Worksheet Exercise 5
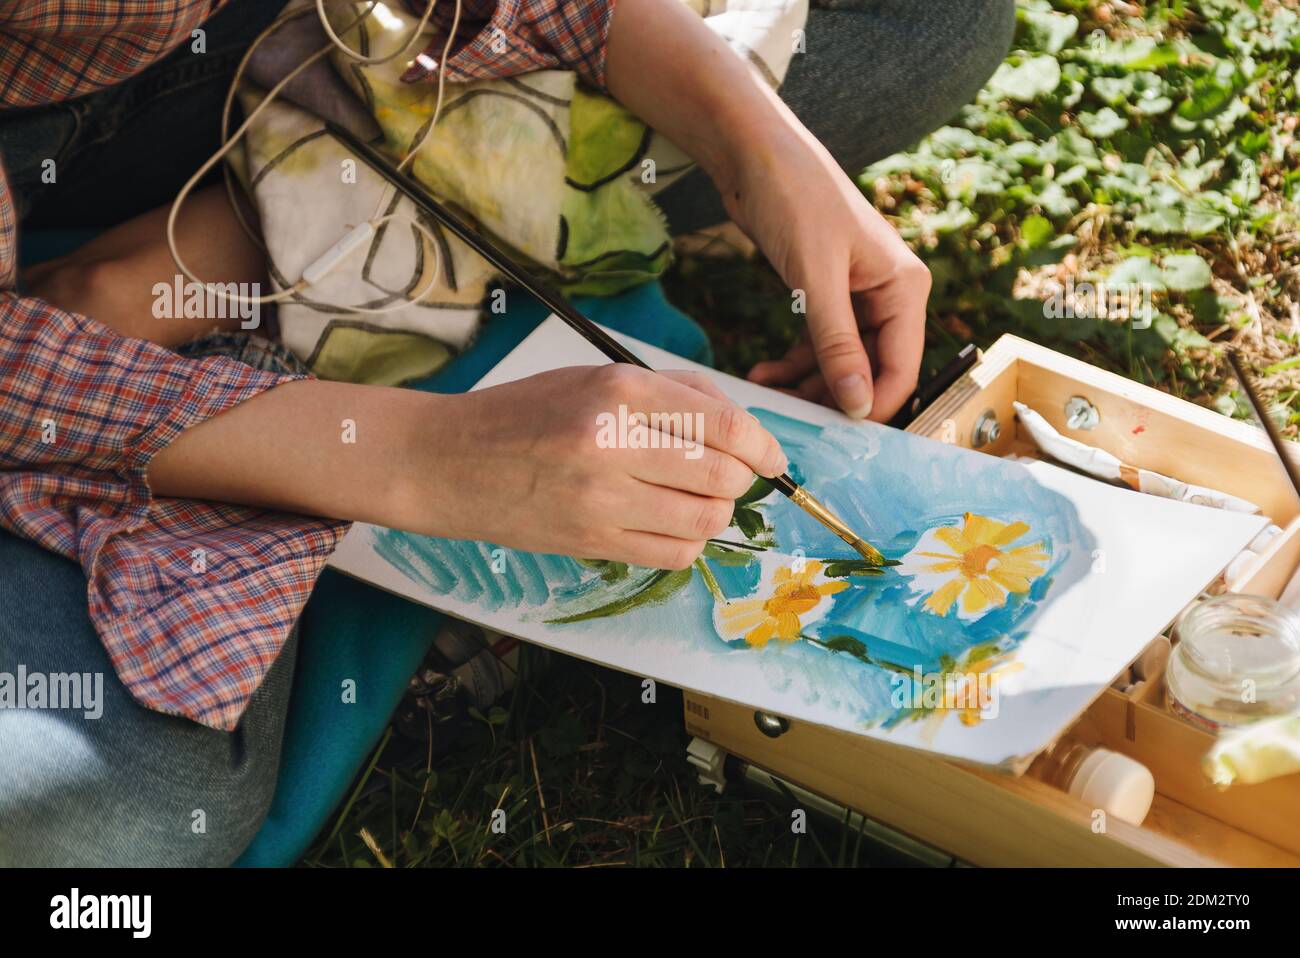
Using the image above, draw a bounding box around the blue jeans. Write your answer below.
[0,0,1015,865]
[0,531,301,866]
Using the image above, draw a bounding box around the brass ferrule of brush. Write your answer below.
[789,486,886,566]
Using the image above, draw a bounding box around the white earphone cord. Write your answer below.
[167,0,461,313]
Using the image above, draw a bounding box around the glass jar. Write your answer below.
[1166,594,1300,732]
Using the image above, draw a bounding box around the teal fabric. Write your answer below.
[235,279,711,866]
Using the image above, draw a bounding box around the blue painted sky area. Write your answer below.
[744,409,1079,664]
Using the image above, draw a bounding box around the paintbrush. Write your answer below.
[324,121,890,565]
[1226,349,1300,501]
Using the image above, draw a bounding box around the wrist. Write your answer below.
[699,88,793,197]
[710,92,831,215]
[604,0,807,200]
[387,389,469,539]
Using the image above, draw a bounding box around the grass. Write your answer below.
[305,650,880,867]
[312,0,1300,867]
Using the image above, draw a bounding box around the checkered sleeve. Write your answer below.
[0,294,350,731]
[401,0,618,89]
[0,159,14,291]
[0,0,227,106]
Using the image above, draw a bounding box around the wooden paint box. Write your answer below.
[683,335,1300,867]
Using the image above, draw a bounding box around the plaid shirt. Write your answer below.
[0,0,617,731]
[402,0,616,86]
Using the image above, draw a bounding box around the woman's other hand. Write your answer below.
[725,134,930,422]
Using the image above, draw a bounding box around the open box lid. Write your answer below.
[329,319,1269,773]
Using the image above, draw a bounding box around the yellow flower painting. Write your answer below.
[898,513,1050,619]
[716,560,848,648]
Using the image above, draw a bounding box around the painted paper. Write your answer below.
[330,317,1268,768]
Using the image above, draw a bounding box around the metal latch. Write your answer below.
[754,711,791,738]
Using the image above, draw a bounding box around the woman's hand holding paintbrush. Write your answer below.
[433,365,789,570]
[149,363,791,572]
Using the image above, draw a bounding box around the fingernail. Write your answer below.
[834,373,873,419]
[771,444,789,477]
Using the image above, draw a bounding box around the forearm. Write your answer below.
[148,377,458,536]
[0,289,462,544]
[604,0,813,195]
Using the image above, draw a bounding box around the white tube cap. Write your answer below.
[1068,748,1156,827]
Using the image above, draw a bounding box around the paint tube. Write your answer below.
[1035,738,1155,826]
[1012,402,1262,514]
[1004,448,1280,595]
[1214,524,1284,589]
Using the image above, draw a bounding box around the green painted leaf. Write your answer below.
[736,476,774,506]
[823,558,897,577]
[701,542,759,565]
[545,567,693,623]
[822,635,871,661]
[732,506,767,540]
